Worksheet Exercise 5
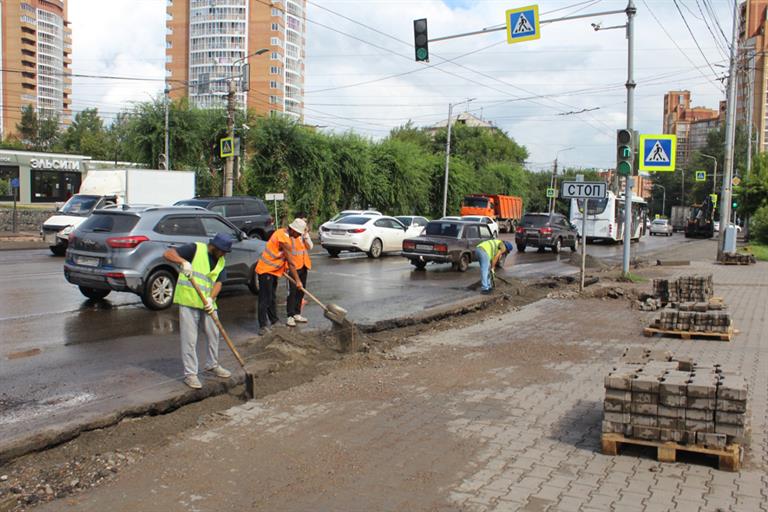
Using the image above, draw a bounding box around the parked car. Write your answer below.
[320,215,408,258]
[64,206,265,310]
[174,196,274,241]
[515,213,579,253]
[395,216,429,237]
[320,210,382,232]
[402,219,494,272]
[649,218,673,237]
[461,215,499,238]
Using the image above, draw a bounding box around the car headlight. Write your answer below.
[59,225,74,236]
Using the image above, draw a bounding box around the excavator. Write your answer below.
[684,195,715,238]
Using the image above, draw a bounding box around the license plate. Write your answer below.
[416,244,432,251]
[44,233,56,244]
[331,230,345,236]
[75,256,99,267]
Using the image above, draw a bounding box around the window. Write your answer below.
[463,225,480,239]
[80,214,140,234]
[269,66,282,75]
[31,170,81,203]
[270,51,281,60]
[478,225,492,239]
[0,166,20,201]
[271,23,280,31]
[201,216,238,237]
[154,216,204,236]
[269,80,279,89]
[270,37,282,46]
[271,7,282,16]
[425,222,460,238]
[243,200,267,215]
[269,95,280,104]
[211,202,243,217]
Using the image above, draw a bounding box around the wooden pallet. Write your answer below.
[601,433,742,472]
[718,260,754,266]
[643,325,733,341]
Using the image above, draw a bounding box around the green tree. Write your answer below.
[62,108,109,158]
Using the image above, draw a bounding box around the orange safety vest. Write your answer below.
[289,235,312,270]
[255,228,290,276]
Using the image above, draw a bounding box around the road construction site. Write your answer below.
[1,235,766,511]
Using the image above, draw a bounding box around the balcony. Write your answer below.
[21,37,37,48]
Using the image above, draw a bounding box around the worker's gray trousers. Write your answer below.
[179,305,220,376]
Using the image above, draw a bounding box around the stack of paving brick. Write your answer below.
[602,349,749,449]
[670,274,714,303]
[721,252,757,265]
[650,310,732,334]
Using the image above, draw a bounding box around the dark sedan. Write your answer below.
[401,220,493,271]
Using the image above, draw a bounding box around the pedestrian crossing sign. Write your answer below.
[695,170,706,182]
[220,137,234,158]
[639,134,676,172]
[506,5,540,45]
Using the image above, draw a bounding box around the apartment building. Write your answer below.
[165,0,305,119]
[662,90,724,167]
[0,0,72,138]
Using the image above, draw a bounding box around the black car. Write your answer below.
[402,220,494,272]
[515,213,579,253]
[175,196,274,240]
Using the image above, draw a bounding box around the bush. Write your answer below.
[750,206,768,243]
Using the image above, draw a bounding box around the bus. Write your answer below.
[569,191,648,242]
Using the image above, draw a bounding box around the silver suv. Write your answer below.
[63,206,265,310]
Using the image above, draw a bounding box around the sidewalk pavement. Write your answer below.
[41,260,767,512]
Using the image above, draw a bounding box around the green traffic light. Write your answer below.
[617,161,632,176]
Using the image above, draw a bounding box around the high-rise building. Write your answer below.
[737,0,768,152]
[662,90,724,166]
[165,0,305,119]
[0,0,72,138]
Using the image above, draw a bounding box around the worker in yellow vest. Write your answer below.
[255,218,304,334]
[475,239,513,294]
[286,217,313,327]
[163,233,233,389]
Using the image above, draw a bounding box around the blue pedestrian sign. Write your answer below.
[638,134,677,172]
[10,178,19,189]
[506,5,540,45]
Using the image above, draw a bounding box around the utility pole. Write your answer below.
[225,78,236,197]
[718,0,739,260]
[163,87,170,171]
[621,0,636,276]
[745,47,755,240]
[549,157,558,214]
[442,97,474,217]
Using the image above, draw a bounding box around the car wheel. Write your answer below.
[50,245,66,256]
[78,286,110,300]
[367,238,383,259]
[411,259,427,270]
[571,237,579,252]
[248,265,259,295]
[142,269,176,310]
[248,229,265,240]
[517,244,526,252]
[326,248,341,258]
[552,238,561,254]
[456,253,470,272]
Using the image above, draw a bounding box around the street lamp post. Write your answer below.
[549,146,574,214]
[442,98,475,217]
[699,153,718,194]
[224,48,269,197]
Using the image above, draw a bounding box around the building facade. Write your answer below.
[0,0,72,138]
[165,0,305,119]
[662,90,724,167]
[737,0,768,152]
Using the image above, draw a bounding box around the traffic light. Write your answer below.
[413,18,429,62]
[732,197,739,210]
[616,129,634,177]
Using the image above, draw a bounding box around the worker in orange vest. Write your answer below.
[255,218,304,335]
[286,217,312,327]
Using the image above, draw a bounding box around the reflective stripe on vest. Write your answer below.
[173,242,225,310]
[288,236,312,270]
[255,229,288,276]
[477,239,502,260]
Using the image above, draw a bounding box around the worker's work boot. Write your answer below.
[293,314,308,323]
[286,316,297,327]
[206,366,232,379]
[184,375,202,389]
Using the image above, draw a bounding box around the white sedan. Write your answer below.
[320,215,409,258]
[461,215,499,238]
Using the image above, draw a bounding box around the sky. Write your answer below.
[68,0,733,172]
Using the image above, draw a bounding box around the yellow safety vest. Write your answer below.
[477,239,504,260]
[173,242,225,310]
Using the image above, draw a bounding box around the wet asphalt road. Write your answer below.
[0,232,690,449]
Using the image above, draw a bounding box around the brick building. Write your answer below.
[662,90,725,168]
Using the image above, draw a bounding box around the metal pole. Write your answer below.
[549,157,558,214]
[12,186,18,233]
[622,0,636,276]
[164,87,170,171]
[718,0,739,260]
[700,154,717,195]
[745,48,755,240]
[580,198,588,291]
[442,102,454,218]
[225,79,236,197]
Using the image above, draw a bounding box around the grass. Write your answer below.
[619,272,648,283]
[745,243,768,261]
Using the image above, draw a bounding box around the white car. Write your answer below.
[320,210,382,232]
[649,218,673,236]
[461,215,499,238]
[320,215,409,258]
[395,216,430,238]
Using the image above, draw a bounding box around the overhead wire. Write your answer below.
[671,0,724,88]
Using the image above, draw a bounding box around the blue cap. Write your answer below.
[504,241,514,252]
[210,233,234,253]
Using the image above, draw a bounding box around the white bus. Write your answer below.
[569,191,648,242]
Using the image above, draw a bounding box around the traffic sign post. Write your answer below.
[220,137,234,158]
[560,181,607,292]
[695,170,706,182]
[638,134,677,172]
[546,187,556,198]
[506,5,540,45]
[265,192,285,223]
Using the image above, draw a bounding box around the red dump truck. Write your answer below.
[459,194,523,233]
